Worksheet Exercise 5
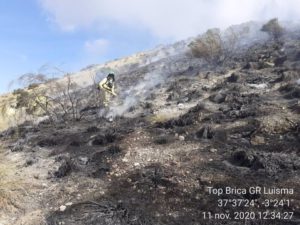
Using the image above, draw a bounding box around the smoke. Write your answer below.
[38,0,300,119]
[106,96,137,118]
[222,21,270,49]
[39,0,300,40]
[107,71,166,118]
[144,41,189,65]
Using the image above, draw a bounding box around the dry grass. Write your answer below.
[0,158,27,214]
[147,113,174,124]
[0,120,7,131]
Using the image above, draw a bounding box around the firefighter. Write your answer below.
[98,73,117,107]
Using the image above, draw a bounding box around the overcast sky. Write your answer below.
[0,0,300,93]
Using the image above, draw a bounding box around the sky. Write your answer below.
[0,0,300,93]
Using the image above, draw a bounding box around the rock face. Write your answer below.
[1,21,300,225]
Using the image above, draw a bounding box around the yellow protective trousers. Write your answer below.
[103,91,113,107]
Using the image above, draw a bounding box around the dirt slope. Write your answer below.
[0,23,300,225]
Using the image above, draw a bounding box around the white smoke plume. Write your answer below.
[39,0,300,40]
[107,71,166,118]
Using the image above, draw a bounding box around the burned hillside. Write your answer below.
[0,20,300,225]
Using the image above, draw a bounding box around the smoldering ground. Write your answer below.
[1,19,300,225]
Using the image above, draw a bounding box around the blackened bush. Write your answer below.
[86,126,99,133]
[107,145,121,154]
[154,136,168,145]
[261,18,284,41]
[189,29,223,65]
[38,138,58,147]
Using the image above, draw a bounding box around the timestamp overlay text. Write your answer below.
[202,186,297,221]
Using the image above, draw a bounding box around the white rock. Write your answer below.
[79,157,89,165]
[178,136,185,141]
[134,162,140,167]
[59,205,67,212]
[66,202,73,206]
[122,158,129,162]
[178,103,184,110]
[247,83,268,89]
[210,148,217,153]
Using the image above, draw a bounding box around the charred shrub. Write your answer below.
[154,136,168,145]
[38,138,58,147]
[279,83,295,93]
[286,87,300,99]
[25,158,37,166]
[128,105,136,112]
[213,129,228,143]
[167,81,181,92]
[189,27,243,66]
[156,115,193,129]
[104,131,117,143]
[184,90,202,102]
[231,150,255,167]
[90,165,110,178]
[107,145,121,154]
[86,126,99,133]
[261,18,284,41]
[141,102,153,109]
[27,83,40,90]
[69,140,81,147]
[80,106,98,115]
[189,29,224,65]
[280,84,300,99]
[91,135,106,146]
[175,127,186,135]
[227,73,239,82]
[210,93,227,104]
[176,114,194,126]
[211,82,226,91]
[230,150,264,170]
[91,151,106,163]
[188,103,205,113]
[91,131,118,146]
[0,127,16,138]
[53,160,71,178]
[10,141,25,152]
[167,92,180,101]
[13,89,31,109]
[196,126,214,139]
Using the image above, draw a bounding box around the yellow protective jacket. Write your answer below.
[99,78,117,96]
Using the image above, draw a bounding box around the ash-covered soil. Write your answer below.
[1,26,300,225]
